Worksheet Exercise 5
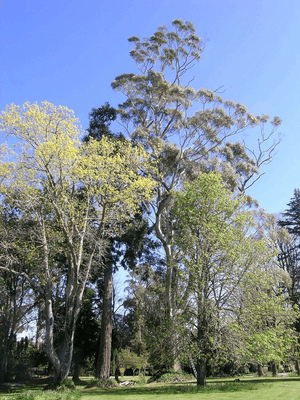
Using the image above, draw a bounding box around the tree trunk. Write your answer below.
[114,351,120,383]
[58,329,76,381]
[96,260,113,380]
[35,301,44,351]
[295,360,300,376]
[257,363,264,377]
[271,361,277,377]
[196,318,207,386]
[44,283,61,382]
[188,353,197,379]
[72,351,80,383]
[197,357,207,386]
[44,278,82,383]
[164,243,174,319]
[0,346,8,385]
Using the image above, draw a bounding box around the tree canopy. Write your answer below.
[0,20,296,388]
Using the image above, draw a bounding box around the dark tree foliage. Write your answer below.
[0,204,38,384]
[83,102,119,142]
[72,289,99,381]
[278,189,300,334]
[279,189,300,236]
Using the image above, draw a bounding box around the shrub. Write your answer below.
[148,369,194,383]
[8,389,82,400]
[85,378,118,388]
[56,379,77,391]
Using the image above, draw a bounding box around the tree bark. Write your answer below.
[295,360,300,376]
[0,346,8,385]
[44,277,83,383]
[114,351,120,383]
[196,314,208,386]
[96,259,113,380]
[271,361,277,377]
[258,363,264,376]
[197,357,207,386]
[72,350,80,383]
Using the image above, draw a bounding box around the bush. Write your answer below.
[7,390,82,400]
[45,379,77,392]
[148,369,194,383]
[137,374,147,385]
[56,379,77,391]
[85,378,118,388]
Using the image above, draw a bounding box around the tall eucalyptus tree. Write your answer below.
[112,19,281,336]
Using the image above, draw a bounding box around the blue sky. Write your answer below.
[1,0,300,214]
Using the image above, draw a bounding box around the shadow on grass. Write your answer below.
[0,377,53,396]
[208,377,300,385]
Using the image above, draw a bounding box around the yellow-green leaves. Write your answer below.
[0,100,155,239]
[173,172,252,269]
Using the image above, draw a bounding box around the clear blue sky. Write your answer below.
[1,0,300,214]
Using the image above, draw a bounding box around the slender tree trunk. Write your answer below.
[196,317,207,386]
[114,351,120,383]
[162,241,182,371]
[36,301,44,351]
[196,329,207,387]
[96,259,113,380]
[188,353,198,379]
[164,243,174,318]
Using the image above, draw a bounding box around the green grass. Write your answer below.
[1,375,300,400]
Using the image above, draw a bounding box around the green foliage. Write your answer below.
[0,19,290,389]
[115,18,281,374]
[119,349,148,373]
[0,100,156,381]
[172,172,297,383]
[149,369,193,383]
[6,389,81,400]
[278,189,300,334]
[85,378,118,388]
[56,380,77,391]
[136,375,147,385]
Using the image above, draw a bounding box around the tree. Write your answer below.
[124,262,171,371]
[277,190,300,371]
[119,348,148,376]
[278,190,300,309]
[0,101,155,383]
[0,203,37,384]
[72,288,99,382]
[235,264,297,377]
[172,172,294,386]
[84,103,155,380]
[279,190,300,236]
[111,20,281,366]
[84,102,118,142]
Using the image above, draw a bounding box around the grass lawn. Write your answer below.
[1,375,300,400]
